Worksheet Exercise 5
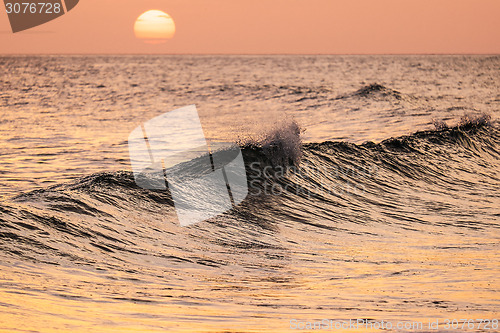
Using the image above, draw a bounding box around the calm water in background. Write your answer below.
[0,56,498,332]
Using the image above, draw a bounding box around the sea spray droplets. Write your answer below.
[238,120,304,167]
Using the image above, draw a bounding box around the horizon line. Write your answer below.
[1,52,499,56]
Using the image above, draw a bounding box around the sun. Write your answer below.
[134,10,176,44]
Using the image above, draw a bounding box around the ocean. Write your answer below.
[0,55,498,332]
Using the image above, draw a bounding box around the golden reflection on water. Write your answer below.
[0,227,497,332]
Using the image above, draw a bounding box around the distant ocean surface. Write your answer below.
[0,55,498,332]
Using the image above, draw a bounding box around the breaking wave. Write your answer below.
[0,116,498,266]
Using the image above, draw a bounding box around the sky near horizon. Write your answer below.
[1,0,499,54]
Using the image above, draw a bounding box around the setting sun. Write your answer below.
[134,10,176,44]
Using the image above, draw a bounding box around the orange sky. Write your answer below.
[1,0,499,54]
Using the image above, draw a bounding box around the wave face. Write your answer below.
[0,55,499,332]
[2,121,498,264]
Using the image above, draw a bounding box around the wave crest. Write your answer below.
[238,120,304,167]
[433,113,492,131]
[344,83,417,101]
